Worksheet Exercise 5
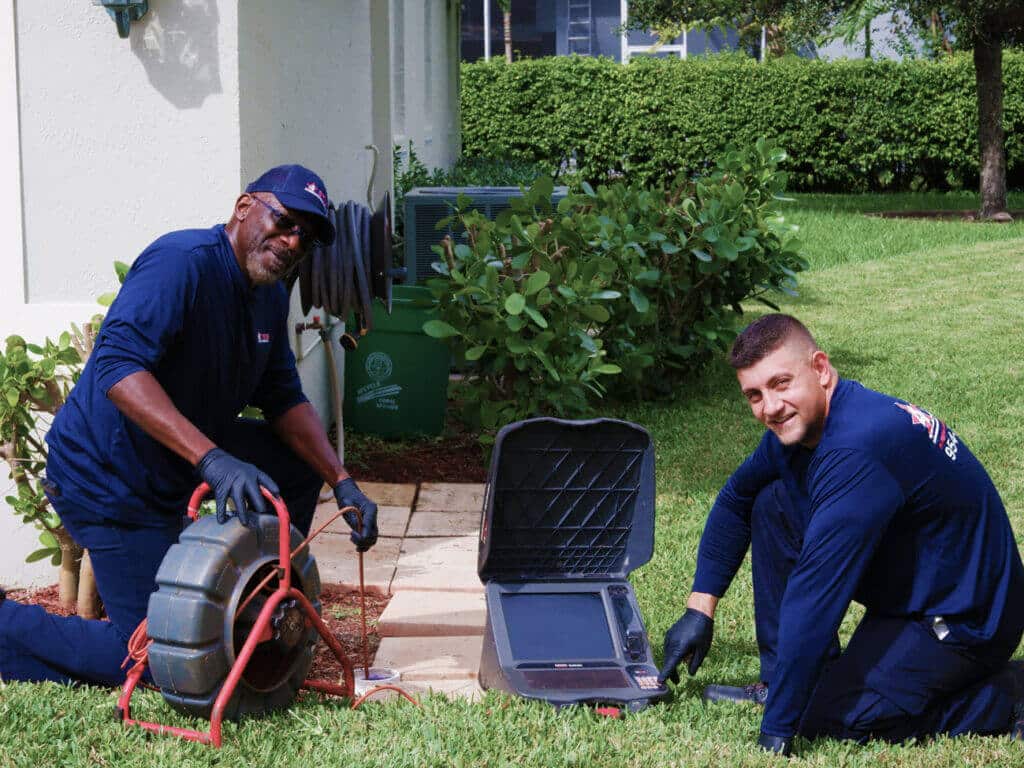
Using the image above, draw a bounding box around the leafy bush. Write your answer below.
[576,139,805,398]
[0,332,85,564]
[1,263,125,566]
[423,140,802,431]
[461,53,1024,192]
[394,142,555,192]
[423,176,623,435]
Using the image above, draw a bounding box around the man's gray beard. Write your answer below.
[246,247,282,285]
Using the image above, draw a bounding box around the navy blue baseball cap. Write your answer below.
[246,164,335,245]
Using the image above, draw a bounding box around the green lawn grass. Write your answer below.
[3,200,1024,766]
[787,192,1024,270]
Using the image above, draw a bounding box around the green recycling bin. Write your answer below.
[343,286,448,437]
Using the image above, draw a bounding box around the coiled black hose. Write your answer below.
[290,198,394,335]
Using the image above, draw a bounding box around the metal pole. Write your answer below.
[620,0,628,63]
[321,324,345,464]
[483,0,491,60]
[760,25,766,62]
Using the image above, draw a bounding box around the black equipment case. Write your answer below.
[477,418,670,711]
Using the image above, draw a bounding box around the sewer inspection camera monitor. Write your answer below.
[477,418,670,711]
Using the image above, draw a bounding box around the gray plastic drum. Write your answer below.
[146,514,322,720]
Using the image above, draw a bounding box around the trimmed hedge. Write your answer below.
[461,53,1024,192]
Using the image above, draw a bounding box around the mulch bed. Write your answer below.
[9,583,389,682]
[7,585,80,617]
[344,421,489,484]
[310,585,389,680]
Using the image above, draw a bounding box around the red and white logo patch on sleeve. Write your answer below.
[894,402,959,461]
[257,331,271,344]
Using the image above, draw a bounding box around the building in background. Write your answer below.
[461,1,920,63]
[460,0,745,64]
[0,0,461,587]
[816,12,925,60]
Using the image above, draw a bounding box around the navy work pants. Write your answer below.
[0,419,323,686]
[751,480,1024,742]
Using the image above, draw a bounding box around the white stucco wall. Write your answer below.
[1,0,243,588]
[0,0,458,588]
[238,0,381,431]
[13,0,241,327]
[393,0,461,172]
[239,1,378,208]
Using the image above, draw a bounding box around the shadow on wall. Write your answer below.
[130,0,222,108]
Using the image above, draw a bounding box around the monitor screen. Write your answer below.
[501,592,616,661]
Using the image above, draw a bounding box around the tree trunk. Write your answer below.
[930,11,953,56]
[766,24,785,58]
[503,11,512,63]
[973,21,1009,219]
[54,527,82,611]
[76,549,101,620]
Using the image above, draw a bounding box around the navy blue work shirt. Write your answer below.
[692,378,1024,738]
[45,225,307,526]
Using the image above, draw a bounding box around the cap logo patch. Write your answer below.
[257,331,271,344]
[304,182,328,210]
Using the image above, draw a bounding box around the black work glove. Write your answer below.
[196,448,279,531]
[757,733,792,757]
[332,477,378,552]
[658,608,714,684]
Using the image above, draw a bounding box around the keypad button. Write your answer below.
[635,675,661,690]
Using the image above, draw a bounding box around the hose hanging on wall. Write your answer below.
[287,193,399,465]
[288,192,398,338]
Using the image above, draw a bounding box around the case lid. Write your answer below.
[477,418,655,582]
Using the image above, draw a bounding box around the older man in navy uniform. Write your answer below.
[659,314,1024,755]
[0,165,377,685]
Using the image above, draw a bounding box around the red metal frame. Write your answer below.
[116,483,355,748]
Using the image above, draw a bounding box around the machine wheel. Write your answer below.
[145,514,322,720]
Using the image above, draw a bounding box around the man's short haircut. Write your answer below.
[729,314,818,370]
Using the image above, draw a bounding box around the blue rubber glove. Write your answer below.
[757,733,793,757]
[658,608,714,684]
[332,477,378,552]
[196,448,279,531]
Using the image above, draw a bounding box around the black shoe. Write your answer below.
[1011,701,1024,741]
[703,681,769,706]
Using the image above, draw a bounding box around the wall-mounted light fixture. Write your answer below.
[92,1,150,39]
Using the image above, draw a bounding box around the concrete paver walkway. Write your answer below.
[309,481,487,700]
[376,589,486,637]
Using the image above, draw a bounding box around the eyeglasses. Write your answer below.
[250,195,322,249]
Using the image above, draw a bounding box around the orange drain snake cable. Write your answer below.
[123,505,419,709]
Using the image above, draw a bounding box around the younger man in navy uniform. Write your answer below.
[659,314,1024,755]
[0,165,378,686]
